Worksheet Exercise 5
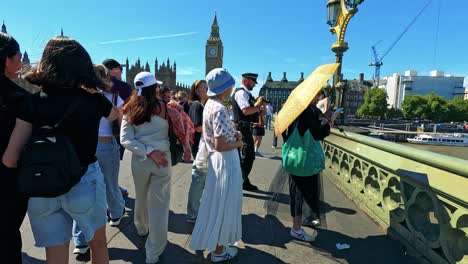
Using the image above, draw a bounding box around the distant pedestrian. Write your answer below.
[265,102,273,130]
[120,72,171,264]
[253,96,267,154]
[190,68,243,262]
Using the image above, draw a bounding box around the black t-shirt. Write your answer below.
[18,87,113,167]
[188,101,204,155]
[180,101,190,114]
[189,101,204,127]
[285,105,330,142]
[0,75,29,160]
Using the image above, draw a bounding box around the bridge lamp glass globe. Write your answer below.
[347,0,364,8]
[326,0,342,26]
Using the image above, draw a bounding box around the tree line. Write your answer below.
[356,88,468,122]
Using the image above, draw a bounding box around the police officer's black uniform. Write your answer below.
[231,73,260,190]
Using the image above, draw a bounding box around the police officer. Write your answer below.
[231,73,265,191]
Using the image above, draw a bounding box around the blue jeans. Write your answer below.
[186,164,207,220]
[28,162,106,247]
[266,115,272,130]
[73,138,125,247]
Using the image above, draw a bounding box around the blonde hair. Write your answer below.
[175,90,188,100]
[254,96,265,107]
[94,64,112,91]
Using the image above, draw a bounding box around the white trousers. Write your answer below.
[131,153,171,263]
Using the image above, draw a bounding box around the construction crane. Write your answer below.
[369,0,432,87]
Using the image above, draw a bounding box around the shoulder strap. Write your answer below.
[111,92,117,106]
[54,98,82,129]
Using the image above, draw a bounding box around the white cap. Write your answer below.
[134,71,162,96]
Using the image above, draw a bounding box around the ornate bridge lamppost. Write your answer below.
[326,0,364,124]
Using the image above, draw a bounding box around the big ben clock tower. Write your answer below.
[205,14,223,75]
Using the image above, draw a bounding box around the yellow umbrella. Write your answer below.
[274,63,340,136]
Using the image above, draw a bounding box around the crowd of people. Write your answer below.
[1,32,330,263]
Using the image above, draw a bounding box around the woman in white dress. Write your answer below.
[189,68,244,262]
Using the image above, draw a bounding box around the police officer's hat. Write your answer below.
[242,73,258,84]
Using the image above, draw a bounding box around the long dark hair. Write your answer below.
[25,36,102,89]
[188,79,206,104]
[123,84,163,126]
[0,32,20,76]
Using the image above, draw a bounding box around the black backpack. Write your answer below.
[16,99,84,197]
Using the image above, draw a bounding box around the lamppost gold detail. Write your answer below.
[326,0,364,124]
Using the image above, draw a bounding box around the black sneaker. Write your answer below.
[303,218,321,227]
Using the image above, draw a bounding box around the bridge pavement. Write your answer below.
[20,131,417,264]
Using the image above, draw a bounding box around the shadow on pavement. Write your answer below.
[168,211,194,235]
[21,253,45,264]
[242,214,291,249]
[230,246,288,264]
[309,228,418,264]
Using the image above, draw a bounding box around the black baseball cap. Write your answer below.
[102,59,122,70]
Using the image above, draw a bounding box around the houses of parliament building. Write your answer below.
[2,13,224,92]
[124,14,224,91]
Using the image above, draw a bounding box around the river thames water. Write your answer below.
[400,143,468,161]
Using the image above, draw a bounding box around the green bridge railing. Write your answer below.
[322,128,468,264]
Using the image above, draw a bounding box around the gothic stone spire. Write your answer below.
[1,20,7,34]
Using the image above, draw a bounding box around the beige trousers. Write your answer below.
[131,153,171,263]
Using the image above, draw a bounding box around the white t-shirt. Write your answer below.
[98,92,124,137]
[316,97,330,114]
[234,86,251,110]
[194,137,208,169]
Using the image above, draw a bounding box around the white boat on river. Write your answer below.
[407,133,468,147]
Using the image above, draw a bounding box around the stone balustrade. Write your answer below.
[322,128,468,264]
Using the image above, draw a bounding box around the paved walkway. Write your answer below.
[20,131,417,264]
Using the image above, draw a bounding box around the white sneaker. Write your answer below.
[211,246,238,263]
[290,228,316,242]
[73,246,89,254]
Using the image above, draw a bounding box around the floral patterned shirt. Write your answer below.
[203,98,236,153]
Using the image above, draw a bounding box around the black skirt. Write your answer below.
[253,127,265,136]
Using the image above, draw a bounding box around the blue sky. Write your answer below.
[2,0,467,96]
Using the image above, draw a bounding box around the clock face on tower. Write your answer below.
[208,47,217,57]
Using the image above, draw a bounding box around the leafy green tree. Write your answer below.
[448,96,468,122]
[386,107,403,119]
[424,93,449,122]
[356,88,388,119]
[401,94,428,119]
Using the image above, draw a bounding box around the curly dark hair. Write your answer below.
[25,36,102,89]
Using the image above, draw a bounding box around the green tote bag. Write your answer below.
[282,126,325,177]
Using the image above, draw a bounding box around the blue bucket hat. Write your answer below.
[206,68,235,96]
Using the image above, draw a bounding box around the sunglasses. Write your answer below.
[198,85,208,92]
